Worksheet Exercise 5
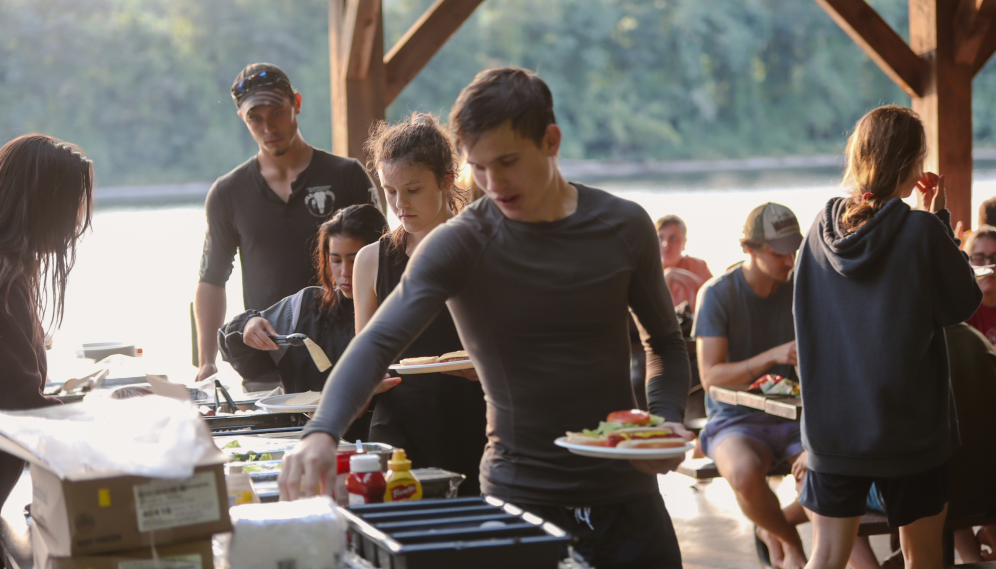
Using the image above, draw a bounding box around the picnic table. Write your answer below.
[708,385,802,421]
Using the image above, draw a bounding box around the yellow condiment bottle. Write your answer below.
[384,449,422,502]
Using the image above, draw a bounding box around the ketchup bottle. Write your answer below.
[333,449,356,506]
[346,454,385,506]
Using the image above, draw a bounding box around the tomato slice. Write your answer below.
[606,409,652,425]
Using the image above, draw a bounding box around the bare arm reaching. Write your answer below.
[194,282,226,380]
[697,336,796,389]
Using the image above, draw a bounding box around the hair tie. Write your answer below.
[862,192,875,202]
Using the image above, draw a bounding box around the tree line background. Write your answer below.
[2,0,994,187]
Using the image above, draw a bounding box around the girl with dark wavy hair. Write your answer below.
[219,203,388,413]
[351,112,487,496]
[0,133,93,506]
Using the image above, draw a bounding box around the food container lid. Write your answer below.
[350,453,381,473]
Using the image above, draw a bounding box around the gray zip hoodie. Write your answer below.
[794,197,981,477]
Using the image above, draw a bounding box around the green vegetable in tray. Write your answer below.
[230,451,274,462]
[241,463,282,473]
[223,440,242,449]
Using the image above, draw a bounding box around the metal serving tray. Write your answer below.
[340,496,572,569]
[205,412,309,434]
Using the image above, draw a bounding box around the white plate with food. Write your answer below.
[256,391,321,413]
[554,437,693,459]
[388,350,474,374]
[557,409,692,460]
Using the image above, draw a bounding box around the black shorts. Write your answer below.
[517,492,682,569]
[799,461,949,528]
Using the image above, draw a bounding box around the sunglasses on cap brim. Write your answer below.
[231,71,292,100]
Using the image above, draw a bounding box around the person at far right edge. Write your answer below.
[793,105,982,569]
[279,67,692,569]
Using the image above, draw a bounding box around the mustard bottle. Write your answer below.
[384,449,422,502]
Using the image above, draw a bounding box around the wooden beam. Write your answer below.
[972,11,996,73]
[329,0,387,211]
[955,0,996,66]
[330,0,347,152]
[383,0,485,105]
[813,0,928,97]
[911,0,974,229]
[342,0,381,80]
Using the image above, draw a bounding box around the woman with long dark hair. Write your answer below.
[351,112,487,496]
[793,106,981,569]
[219,204,389,439]
[0,134,94,505]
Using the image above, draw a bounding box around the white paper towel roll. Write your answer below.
[225,496,346,569]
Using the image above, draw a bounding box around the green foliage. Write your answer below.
[0,0,993,186]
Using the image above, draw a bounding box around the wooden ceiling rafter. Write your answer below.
[383,0,486,106]
[970,4,996,74]
[813,0,928,98]
[955,0,996,68]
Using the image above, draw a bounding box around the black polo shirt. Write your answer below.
[199,148,377,310]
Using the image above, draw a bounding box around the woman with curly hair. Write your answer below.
[351,113,487,496]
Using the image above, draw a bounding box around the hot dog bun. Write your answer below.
[399,356,438,366]
[437,350,469,362]
[615,437,687,449]
[565,432,610,446]
[286,391,321,406]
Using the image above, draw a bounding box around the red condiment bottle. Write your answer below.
[346,454,385,506]
[333,449,357,506]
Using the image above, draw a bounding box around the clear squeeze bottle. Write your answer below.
[384,449,422,502]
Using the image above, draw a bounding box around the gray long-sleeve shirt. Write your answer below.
[304,184,690,506]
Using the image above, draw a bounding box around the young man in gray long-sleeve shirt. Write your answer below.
[279,67,692,568]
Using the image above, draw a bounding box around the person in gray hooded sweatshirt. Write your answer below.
[793,105,982,569]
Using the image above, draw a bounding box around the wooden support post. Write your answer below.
[911,0,974,228]
[328,0,484,211]
[815,0,979,228]
[330,0,387,211]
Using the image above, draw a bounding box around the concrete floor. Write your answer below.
[658,472,897,569]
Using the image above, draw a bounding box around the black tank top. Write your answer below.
[371,235,487,496]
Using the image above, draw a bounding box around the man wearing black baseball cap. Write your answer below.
[194,63,380,383]
[693,202,808,569]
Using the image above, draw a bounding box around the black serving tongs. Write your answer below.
[214,379,239,414]
[269,333,308,346]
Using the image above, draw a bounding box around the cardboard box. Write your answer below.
[30,462,231,556]
[33,529,214,569]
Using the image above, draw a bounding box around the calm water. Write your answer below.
[47,168,996,382]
